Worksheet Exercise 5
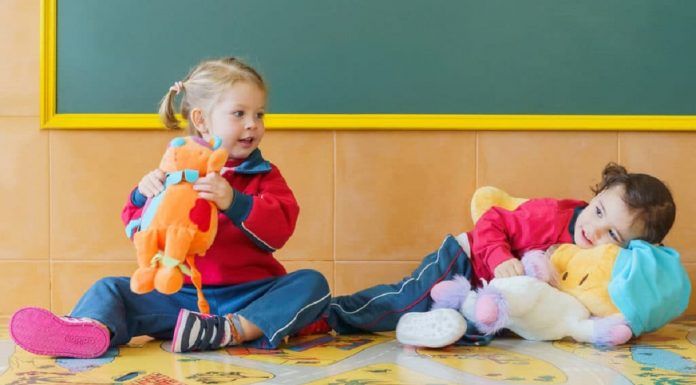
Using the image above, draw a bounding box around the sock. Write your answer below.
[224,313,246,346]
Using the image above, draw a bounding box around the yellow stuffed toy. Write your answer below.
[126,136,228,314]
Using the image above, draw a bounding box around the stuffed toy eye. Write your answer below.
[578,273,589,286]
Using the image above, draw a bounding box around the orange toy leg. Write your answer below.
[187,255,210,314]
[154,226,195,294]
[131,230,159,293]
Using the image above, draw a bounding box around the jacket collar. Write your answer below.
[568,205,586,243]
[222,149,271,175]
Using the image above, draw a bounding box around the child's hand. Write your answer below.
[494,258,525,279]
[194,172,234,210]
[137,169,166,198]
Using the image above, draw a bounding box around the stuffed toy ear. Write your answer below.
[207,147,228,174]
[470,186,528,224]
[209,136,222,150]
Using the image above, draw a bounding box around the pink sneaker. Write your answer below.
[9,307,110,358]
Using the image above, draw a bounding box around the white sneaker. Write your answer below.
[396,308,467,348]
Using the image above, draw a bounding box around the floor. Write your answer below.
[1,319,696,385]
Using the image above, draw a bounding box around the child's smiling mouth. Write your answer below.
[238,137,254,146]
[581,229,594,246]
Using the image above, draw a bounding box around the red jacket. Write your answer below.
[468,198,586,285]
[122,149,298,285]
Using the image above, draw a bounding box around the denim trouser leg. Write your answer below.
[219,269,331,348]
[70,276,197,347]
[71,270,331,349]
[327,235,473,334]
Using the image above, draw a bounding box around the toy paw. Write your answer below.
[521,249,558,286]
[593,315,633,346]
[130,267,156,294]
[473,285,508,335]
[431,275,470,309]
[154,266,184,294]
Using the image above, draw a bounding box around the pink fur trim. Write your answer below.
[521,249,559,287]
[431,275,471,309]
[593,315,633,346]
[474,284,509,335]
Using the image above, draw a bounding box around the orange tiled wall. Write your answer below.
[2,1,695,317]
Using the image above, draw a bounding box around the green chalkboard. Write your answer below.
[56,0,696,116]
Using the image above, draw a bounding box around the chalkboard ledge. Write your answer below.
[39,113,696,131]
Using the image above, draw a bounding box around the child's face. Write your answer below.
[203,81,266,160]
[573,185,644,248]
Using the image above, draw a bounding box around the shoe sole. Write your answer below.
[171,308,190,353]
[9,307,109,358]
[396,308,467,348]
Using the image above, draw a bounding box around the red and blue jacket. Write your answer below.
[468,198,587,284]
[122,149,299,285]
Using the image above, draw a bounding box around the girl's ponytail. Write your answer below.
[158,82,184,130]
[163,57,267,135]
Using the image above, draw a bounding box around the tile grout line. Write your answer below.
[48,130,53,312]
[332,130,337,292]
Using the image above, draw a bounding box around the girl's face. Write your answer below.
[201,81,266,161]
[573,185,644,248]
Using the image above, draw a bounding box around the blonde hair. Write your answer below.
[158,57,266,134]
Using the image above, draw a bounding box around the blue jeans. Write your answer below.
[70,269,330,349]
[327,235,472,333]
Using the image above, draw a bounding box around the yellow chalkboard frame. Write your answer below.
[40,0,696,131]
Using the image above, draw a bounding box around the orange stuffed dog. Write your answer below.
[126,136,228,314]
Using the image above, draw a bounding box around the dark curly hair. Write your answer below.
[591,162,675,244]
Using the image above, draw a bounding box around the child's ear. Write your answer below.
[207,147,228,173]
[190,108,208,135]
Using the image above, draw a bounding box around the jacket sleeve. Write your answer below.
[470,205,520,275]
[223,166,299,252]
[121,187,147,239]
[471,199,560,275]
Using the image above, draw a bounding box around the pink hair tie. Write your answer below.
[170,81,184,95]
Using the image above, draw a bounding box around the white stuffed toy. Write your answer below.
[426,250,632,346]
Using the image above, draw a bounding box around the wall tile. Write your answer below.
[50,131,177,260]
[619,132,696,259]
[0,0,39,116]
[51,261,138,315]
[262,131,334,261]
[281,260,334,293]
[0,261,50,316]
[335,131,476,261]
[334,261,421,296]
[478,131,617,201]
[0,118,48,260]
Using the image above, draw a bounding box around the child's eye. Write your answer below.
[595,206,602,217]
[256,112,265,119]
[609,229,620,242]
[232,111,244,117]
